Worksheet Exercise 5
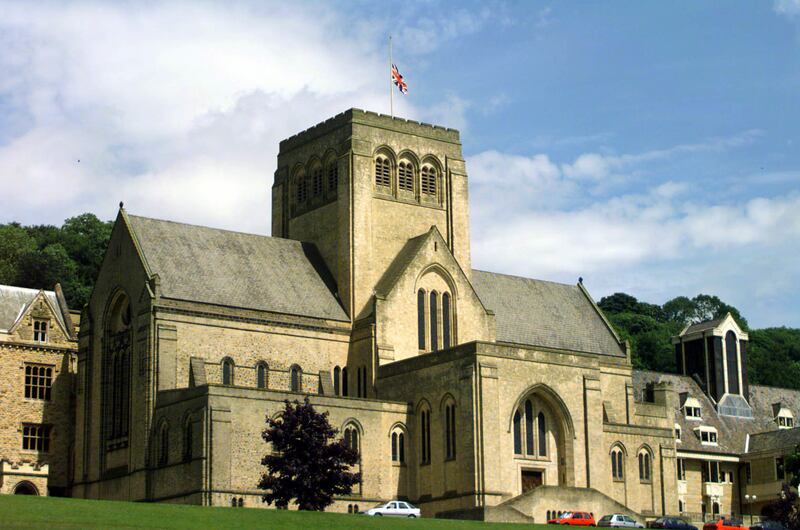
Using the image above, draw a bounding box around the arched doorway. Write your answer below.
[13,481,39,495]
[509,385,575,493]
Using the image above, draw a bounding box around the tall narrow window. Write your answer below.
[342,367,349,397]
[296,175,307,203]
[398,432,405,463]
[639,451,651,481]
[333,366,341,395]
[420,410,431,464]
[312,166,323,197]
[442,293,451,349]
[525,400,534,455]
[257,362,268,389]
[33,320,48,343]
[290,365,302,392]
[725,330,740,394]
[375,157,391,188]
[611,447,624,481]
[398,161,414,191]
[677,458,686,481]
[421,166,437,195]
[222,358,233,386]
[513,410,522,455]
[392,432,398,461]
[430,291,438,351]
[417,289,426,350]
[183,418,193,462]
[537,412,547,456]
[327,162,338,192]
[159,423,169,466]
[344,426,359,456]
[444,403,456,460]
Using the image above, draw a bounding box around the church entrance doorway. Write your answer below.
[521,469,543,493]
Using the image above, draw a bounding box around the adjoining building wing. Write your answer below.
[471,270,626,356]
[126,215,348,321]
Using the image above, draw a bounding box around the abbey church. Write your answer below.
[1,109,798,523]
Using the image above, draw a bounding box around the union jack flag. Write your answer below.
[391,63,408,94]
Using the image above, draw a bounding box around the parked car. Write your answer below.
[363,500,420,518]
[598,514,645,528]
[648,517,698,530]
[548,512,597,526]
[750,521,788,530]
[704,519,748,530]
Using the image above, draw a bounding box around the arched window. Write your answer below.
[375,156,391,188]
[104,292,132,441]
[442,292,451,349]
[342,367,349,397]
[538,412,547,456]
[391,429,406,463]
[430,291,438,351]
[312,165,323,197]
[327,161,338,192]
[344,425,360,456]
[611,446,625,481]
[421,165,437,196]
[417,289,426,350]
[257,362,268,389]
[513,410,522,454]
[420,407,431,464]
[444,401,456,460]
[183,417,193,462]
[398,160,414,191]
[334,366,341,396]
[221,358,234,386]
[290,365,302,392]
[639,449,652,482]
[159,422,169,467]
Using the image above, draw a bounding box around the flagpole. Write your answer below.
[389,34,394,118]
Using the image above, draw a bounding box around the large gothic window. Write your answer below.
[104,292,132,442]
[513,398,548,458]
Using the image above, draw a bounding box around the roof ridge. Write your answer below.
[472,269,577,288]
[0,284,56,296]
[127,214,290,242]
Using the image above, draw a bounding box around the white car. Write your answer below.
[363,500,421,518]
[598,514,645,528]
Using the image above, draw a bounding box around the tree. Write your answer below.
[786,444,800,489]
[761,484,800,530]
[259,398,360,511]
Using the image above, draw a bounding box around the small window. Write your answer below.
[421,166,437,196]
[776,457,785,480]
[398,161,414,191]
[776,408,794,429]
[312,166,323,197]
[375,157,391,188]
[290,365,302,392]
[686,406,702,419]
[295,174,307,203]
[699,428,718,445]
[675,424,682,441]
[611,446,624,481]
[257,362,268,389]
[22,424,50,452]
[638,450,652,482]
[221,358,234,386]
[24,364,53,400]
[33,320,48,343]
[391,430,405,463]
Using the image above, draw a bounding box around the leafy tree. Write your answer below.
[16,244,77,293]
[259,398,360,511]
[748,328,800,389]
[761,484,800,530]
[786,444,800,489]
[662,296,696,326]
[599,293,640,315]
[0,223,36,284]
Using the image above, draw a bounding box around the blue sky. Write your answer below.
[0,1,798,327]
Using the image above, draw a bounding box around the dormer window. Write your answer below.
[776,408,794,429]
[33,320,48,343]
[695,426,718,445]
[683,397,702,419]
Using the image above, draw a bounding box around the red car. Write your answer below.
[703,519,747,530]
[549,512,597,526]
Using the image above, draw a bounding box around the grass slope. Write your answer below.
[0,495,545,529]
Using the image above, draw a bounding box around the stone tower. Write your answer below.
[271,109,471,320]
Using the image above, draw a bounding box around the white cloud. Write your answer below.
[775,0,800,17]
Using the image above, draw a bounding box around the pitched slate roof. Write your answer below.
[471,270,625,356]
[682,318,726,335]
[633,370,800,456]
[126,215,348,321]
[0,285,64,332]
[748,427,800,453]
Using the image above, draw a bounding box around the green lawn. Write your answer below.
[0,495,547,530]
